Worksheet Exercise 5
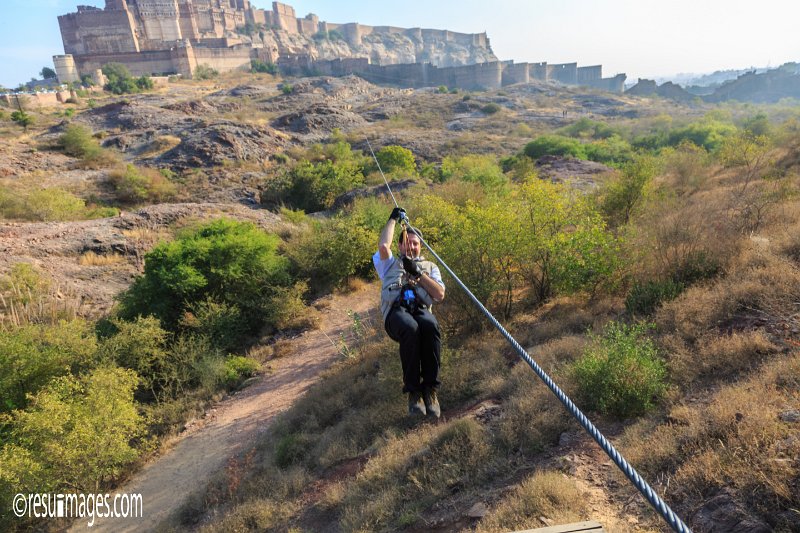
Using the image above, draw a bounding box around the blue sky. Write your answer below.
[1,0,798,88]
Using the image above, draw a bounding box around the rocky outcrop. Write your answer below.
[626,78,694,102]
[260,29,497,68]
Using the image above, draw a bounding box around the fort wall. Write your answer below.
[192,45,253,74]
[547,62,577,85]
[502,61,530,85]
[577,65,602,83]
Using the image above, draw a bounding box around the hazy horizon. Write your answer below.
[1,0,798,88]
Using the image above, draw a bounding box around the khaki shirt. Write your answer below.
[372,251,444,322]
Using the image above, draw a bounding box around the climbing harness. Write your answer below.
[367,138,693,533]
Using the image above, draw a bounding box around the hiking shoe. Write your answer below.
[408,391,427,416]
[423,388,441,419]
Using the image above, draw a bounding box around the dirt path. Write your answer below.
[71,282,379,532]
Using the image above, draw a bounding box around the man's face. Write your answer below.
[399,233,421,258]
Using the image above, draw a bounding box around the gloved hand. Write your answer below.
[389,207,407,223]
[402,255,422,279]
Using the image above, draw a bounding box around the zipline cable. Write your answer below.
[366,138,400,209]
[369,141,692,533]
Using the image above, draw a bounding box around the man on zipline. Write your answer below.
[373,207,446,418]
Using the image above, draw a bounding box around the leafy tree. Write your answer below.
[40,67,57,80]
[10,110,33,131]
[118,219,292,339]
[600,154,660,227]
[375,145,416,175]
[517,177,619,303]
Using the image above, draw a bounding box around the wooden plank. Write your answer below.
[511,520,605,533]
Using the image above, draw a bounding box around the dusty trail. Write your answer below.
[70,283,378,532]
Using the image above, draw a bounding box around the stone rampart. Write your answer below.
[192,45,253,75]
[502,61,530,85]
[577,65,602,83]
[547,63,577,85]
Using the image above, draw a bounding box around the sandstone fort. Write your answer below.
[53,0,626,91]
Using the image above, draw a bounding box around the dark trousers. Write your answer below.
[385,306,442,393]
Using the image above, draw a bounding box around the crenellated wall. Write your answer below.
[279,57,624,93]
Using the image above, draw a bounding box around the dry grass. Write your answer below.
[621,353,800,522]
[340,418,495,531]
[496,362,573,454]
[0,264,83,326]
[77,251,126,266]
[475,471,588,533]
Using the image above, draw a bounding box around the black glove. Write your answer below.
[389,207,406,223]
[402,255,422,279]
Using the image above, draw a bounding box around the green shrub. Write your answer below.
[193,64,218,80]
[374,145,416,175]
[440,154,508,192]
[437,85,448,94]
[223,355,260,387]
[181,297,244,352]
[262,159,364,212]
[22,188,86,221]
[481,102,501,114]
[0,320,98,412]
[10,110,33,131]
[58,124,102,159]
[0,366,143,506]
[558,117,620,139]
[667,120,736,151]
[118,219,292,339]
[573,321,666,418]
[625,279,684,316]
[102,63,152,95]
[284,216,374,292]
[99,316,170,400]
[281,84,294,95]
[523,135,586,160]
[584,135,635,164]
[250,59,278,74]
[265,281,315,331]
[275,432,311,468]
[107,164,177,204]
[279,206,307,224]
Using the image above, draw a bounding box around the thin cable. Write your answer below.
[366,138,400,209]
